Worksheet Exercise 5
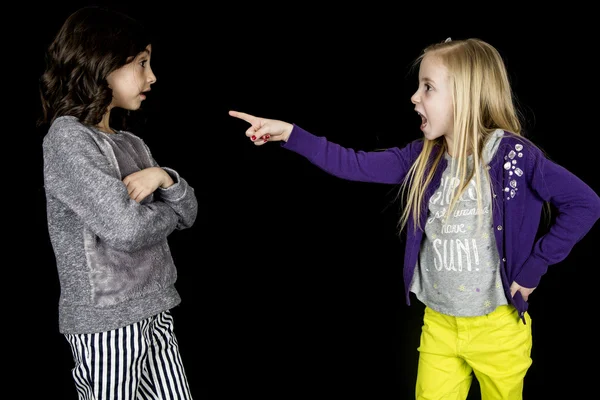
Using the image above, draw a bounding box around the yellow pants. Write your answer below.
[415,305,532,400]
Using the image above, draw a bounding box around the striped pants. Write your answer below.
[65,310,193,399]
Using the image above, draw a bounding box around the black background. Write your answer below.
[11,2,598,399]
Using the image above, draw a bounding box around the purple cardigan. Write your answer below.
[282,125,600,320]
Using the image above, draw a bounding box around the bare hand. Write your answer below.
[510,281,536,302]
[229,110,293,146]
[122,167,174,203]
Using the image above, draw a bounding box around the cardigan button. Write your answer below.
[497,225,503,230]
[502,258,506,262]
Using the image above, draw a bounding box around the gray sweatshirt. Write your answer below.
[42,116,198,334]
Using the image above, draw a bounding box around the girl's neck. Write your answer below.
[96,125,115,134]
[97,112,115,134]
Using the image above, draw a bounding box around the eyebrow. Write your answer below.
[419,77,436,85]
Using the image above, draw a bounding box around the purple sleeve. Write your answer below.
[281,124,422,185]
[515,152,600,288]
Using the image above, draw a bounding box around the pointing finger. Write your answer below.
[229,110,259,126]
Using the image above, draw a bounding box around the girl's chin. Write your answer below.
[422,129,444,141]
[422,130,435,140]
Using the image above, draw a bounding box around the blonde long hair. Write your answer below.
[398,38,523,233]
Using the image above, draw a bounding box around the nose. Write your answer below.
[411,90,419,104]
[147,66,157,84]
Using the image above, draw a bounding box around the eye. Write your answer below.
[140,60,148,67]
[424,83,432,91]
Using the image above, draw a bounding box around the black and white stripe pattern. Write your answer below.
[65,311,192,399]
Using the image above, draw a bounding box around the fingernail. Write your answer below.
[265,135,270,139]
[251,135,256,141]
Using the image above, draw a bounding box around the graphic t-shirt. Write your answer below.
[410,130,508,316]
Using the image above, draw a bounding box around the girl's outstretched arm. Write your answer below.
[229,110,423,185]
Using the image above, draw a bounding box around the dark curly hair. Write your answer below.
[38,6,152,130]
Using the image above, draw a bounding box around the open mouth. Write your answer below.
[416,111,428,130]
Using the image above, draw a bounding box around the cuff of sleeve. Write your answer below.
[514,256,548,289]
[280,124,323,158]
[157,167,187,201]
